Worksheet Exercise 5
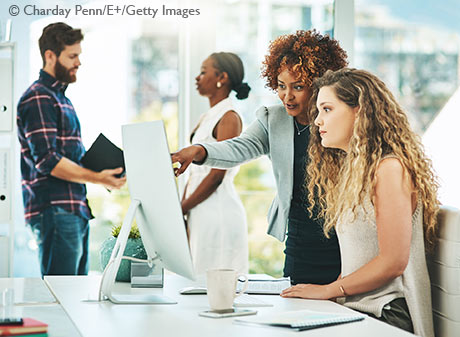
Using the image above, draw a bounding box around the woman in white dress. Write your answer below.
[182,52,251,275]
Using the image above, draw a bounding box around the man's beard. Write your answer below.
[54,60,77,83]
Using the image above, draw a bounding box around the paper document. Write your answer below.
[237,277,291,295]
[233,294,273,307]
[234,309,365,331]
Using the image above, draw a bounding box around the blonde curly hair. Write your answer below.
[306,68,440,249]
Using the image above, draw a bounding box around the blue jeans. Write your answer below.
[28,206,89,276]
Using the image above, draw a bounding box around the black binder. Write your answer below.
[80,133,125,177]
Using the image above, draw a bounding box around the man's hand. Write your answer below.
[171,145,206,176]
[96,167,127,190]
[51,157,126,190]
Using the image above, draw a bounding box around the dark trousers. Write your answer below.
[28,206,89,277]
[367,297,414,334]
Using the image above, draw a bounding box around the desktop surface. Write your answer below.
[44,274,413,337]
[0,277,81,337]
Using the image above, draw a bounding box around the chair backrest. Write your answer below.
[427,205,460,337]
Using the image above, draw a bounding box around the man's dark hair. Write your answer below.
[39,22,84,67]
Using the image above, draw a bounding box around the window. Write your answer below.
[355,0,460,208]
[15,0,337,277]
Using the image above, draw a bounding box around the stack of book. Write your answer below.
[0,317,48,336]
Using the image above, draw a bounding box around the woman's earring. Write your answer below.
[216,82,222,88]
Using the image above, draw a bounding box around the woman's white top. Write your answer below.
[186,97,248,275]
[336,159,434,337]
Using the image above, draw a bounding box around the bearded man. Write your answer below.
[17,22,126,276]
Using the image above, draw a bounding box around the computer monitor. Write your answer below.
[99,120,195,304]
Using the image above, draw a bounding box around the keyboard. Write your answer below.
[233,294,273,307]
[237,277,291,294]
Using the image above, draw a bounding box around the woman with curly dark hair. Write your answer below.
[172,30,348,285]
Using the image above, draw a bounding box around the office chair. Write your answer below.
[426,205,460,337]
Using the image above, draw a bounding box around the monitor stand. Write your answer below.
[98,199,177,304]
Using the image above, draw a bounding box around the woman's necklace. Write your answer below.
[294,119,309,136]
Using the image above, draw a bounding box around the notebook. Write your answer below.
[234,309,365,331]
[80,133,125,177]
[0,317,48,335]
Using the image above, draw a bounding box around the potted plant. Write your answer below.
[99,223,147,282]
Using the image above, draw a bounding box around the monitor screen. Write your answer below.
[99,120,194,304]
[122,120,195,280]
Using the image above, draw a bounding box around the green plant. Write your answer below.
[111,223,141,239]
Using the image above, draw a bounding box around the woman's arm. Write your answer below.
[181,110,242,214]
[281,158,414,299]
[172,106,270,176]
[202,106,269,167]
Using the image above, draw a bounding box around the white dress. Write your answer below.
[186,97,249,275]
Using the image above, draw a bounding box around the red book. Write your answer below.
[0,318,48,336]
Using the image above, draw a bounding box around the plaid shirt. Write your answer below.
[17,70,93,221]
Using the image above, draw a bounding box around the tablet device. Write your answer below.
[81,133,125,177]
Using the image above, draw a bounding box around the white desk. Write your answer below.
[44,274,414,337]
[0,277,56,305]
[0,278,81,336]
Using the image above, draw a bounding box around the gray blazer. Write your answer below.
[201,104,295,242]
